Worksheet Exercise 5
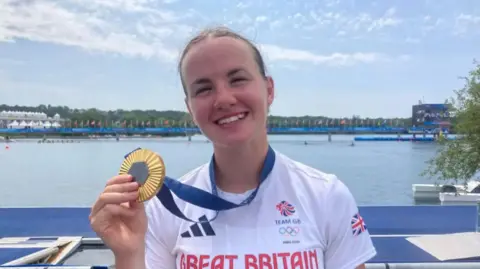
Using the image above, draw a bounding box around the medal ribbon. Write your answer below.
[124,145,275,222]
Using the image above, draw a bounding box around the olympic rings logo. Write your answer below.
[279,226,300,236]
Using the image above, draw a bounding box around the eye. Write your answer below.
[193,87,212,96]
[231,77,247,85]
[196,87,212,94]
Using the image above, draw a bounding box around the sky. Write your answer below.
[0,0,479,118]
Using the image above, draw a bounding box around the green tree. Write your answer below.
[0,104,412,129]
[422,60,480,185]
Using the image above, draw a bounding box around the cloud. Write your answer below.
[0,0,189,62]
[0,0,408,67]
[454,13,480,36]
[297,6,403,36]
[259,44,409,66]
[366,7,402,32]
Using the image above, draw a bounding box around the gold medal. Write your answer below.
[119,148,166,202]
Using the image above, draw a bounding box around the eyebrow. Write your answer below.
[190,68,246,87]
[227,68,244,77]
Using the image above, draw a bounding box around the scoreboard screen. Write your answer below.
[412,103,452,127]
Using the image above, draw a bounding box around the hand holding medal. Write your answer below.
[88,148,166,257]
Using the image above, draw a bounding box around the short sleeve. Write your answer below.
[144,200,176,269]
[324,177,376,269]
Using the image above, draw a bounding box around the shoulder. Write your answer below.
[176,162,210,186]
[275,150,347,197]
[273,150,358,221]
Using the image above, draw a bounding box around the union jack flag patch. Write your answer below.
[351,212,367,236]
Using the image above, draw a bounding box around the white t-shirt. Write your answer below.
[144,150,377,269]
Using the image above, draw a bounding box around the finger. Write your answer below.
[91,191,138,217]
[104,182,139,193]
[91,192,137,219]
[105,175,133,187]
[91,204,136,225]
[104,204,136,218]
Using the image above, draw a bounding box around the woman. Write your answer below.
[90,26,377,269]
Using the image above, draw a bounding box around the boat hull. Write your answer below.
[440,193,480,205]
[413,181,480,204]
[413,183,469,201]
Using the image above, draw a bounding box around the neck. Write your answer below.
[213,135,269,194]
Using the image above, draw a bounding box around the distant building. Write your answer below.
[0,110,63,129]
[411,103,452,133]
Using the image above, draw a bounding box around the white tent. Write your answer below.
[0,110,49,119]
[7,121,20,128]
[18,121,28,128]
[31,121,44,129]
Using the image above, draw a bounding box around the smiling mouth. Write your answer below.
[215,112,248,125]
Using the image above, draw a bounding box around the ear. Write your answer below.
[265,76,275,107]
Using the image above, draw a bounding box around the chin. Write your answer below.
[205,128,257,148]
[220,133,254,147]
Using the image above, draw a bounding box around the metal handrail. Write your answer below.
[367,263,480,269]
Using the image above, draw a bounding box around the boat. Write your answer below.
[440,181,480,204]
[354,136,439,142]
[412,180,480,201]
[1,205,480,268]
[440,192,480,205]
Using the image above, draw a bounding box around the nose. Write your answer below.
[213,84,236,109]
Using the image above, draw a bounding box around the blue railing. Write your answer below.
[0,127,432,135]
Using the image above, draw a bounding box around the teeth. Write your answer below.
[218,113,246,125]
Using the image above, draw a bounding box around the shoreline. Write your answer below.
[0,132,188,139]
[1,132,445,141]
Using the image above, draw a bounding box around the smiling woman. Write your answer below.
[179,27,274,152]
[89,26,377,269]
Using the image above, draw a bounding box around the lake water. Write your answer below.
[0,134,441,207]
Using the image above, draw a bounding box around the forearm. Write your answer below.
[115,249,146,269]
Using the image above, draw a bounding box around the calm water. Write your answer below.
[0,134,441,207]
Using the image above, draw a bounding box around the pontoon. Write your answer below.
[1,205,480,268]
[413,180,480,203]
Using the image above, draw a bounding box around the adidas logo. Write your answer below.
[180,215,216,238]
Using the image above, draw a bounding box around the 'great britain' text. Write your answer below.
[179,249,319,269]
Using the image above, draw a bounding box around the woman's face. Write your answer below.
[182,36,274,147]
